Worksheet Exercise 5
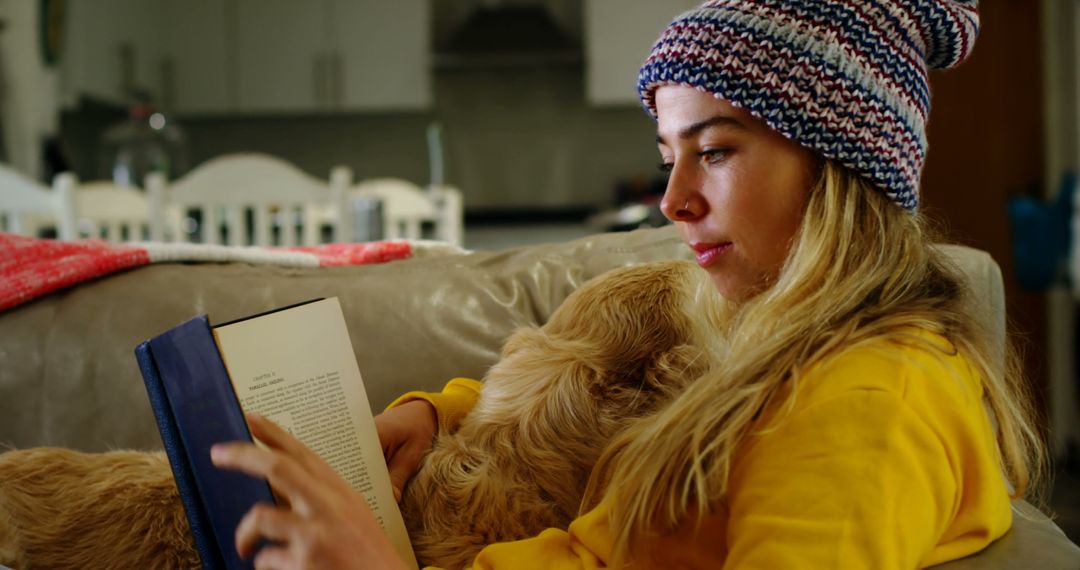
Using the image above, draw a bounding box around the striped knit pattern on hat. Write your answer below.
[637,0,980,210]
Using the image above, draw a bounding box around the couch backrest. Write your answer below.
[0,227,1008,451]
[937,244,1007,372]
[1,226,1076,567]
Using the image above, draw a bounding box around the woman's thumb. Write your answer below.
[387,450,419,503]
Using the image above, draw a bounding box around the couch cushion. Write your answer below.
[931,501,1080,569]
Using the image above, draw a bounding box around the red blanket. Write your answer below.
[0,234,442,312]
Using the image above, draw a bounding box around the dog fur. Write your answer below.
[0,498,23,568]
[0,260,717,569]
[0,447,199,569]
[402,260,718,568]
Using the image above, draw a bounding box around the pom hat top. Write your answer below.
[637,0,980,210]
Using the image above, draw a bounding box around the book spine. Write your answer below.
[135,341,224,570]
[146,316,276,570]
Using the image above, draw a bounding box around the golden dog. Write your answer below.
[0,260,717,569]
[402,260,718,568]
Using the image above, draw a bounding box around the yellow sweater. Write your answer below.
[391,330,1012,569]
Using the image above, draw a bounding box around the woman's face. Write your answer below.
[655,85,818,301]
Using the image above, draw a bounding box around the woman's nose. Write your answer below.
[660,166,703,222]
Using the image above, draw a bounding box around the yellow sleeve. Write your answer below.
[724,389,974,569]
[386,378,482,433]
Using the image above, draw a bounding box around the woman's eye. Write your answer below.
[657,149,728,173]
[700,148,730,164]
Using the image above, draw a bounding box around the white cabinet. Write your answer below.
[157,0,231,115]
[232,0,431,114]
[61,0,161,106]
[333,0,431,111]
[231,0,431,114]
[584,0,700,106]
[233,0,327,113]
[62,0,432,115]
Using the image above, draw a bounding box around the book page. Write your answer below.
[213,298,417,569]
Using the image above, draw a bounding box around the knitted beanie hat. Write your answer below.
[637,0,980,210]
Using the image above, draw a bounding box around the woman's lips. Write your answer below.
[691,242,732,268]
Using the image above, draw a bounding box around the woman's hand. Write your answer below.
[211,414,410,570]
[373,400,438,502]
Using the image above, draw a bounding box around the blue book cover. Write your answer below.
[135,341,224,570]
[136,316,276,570]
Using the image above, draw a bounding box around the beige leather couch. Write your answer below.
[0,226,1076,568]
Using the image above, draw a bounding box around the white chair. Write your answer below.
[0,164,76,239]
[55,173,152,242]
[342,178,463,246]
[429,184,464,247]
[347,178,436,242]
[146,153,351,246]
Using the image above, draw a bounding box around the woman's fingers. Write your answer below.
[252,545,293,570]
[245,414,347,489]
[211,418,411,569]
[246,414,318,464]
[374,412,403,457]
[374,400,439,502]
[235,503,301,560]
[386,440,425,503]
[244,414,299,452]
[211,442,328,516]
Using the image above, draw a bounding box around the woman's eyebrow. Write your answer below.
[656,115,747,145]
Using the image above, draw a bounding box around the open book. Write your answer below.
[135,297,417,570]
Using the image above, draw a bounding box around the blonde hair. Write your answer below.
[585,161,1047,565]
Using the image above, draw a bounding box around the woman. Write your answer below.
[212,0,1045,567]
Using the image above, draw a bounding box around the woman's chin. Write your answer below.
[707,269,768,303]
[708,273,743,301]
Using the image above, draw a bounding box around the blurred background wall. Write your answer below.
[53,0,699,216]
